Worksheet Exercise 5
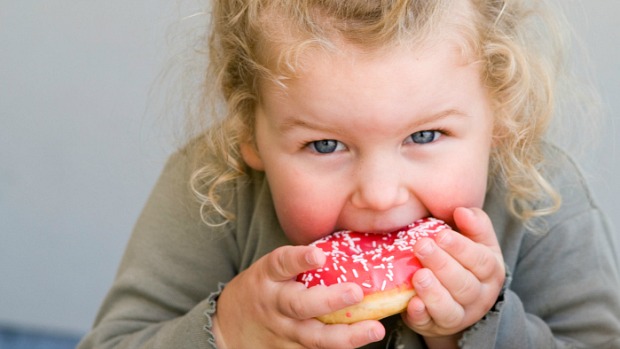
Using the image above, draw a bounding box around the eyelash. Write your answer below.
[406,129,446,145]
[303,128,448,154]
[305,139,346,154]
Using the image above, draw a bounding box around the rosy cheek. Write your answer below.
[423,184,483,225]
[277,200,339,245]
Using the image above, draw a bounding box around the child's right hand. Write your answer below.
[212,245,386,348]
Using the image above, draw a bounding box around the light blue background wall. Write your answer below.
[1,0,618,335]
[1,0,176,334]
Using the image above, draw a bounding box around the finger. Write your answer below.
[403,295,432,329]
[434,228,503,282]
[453,207,500,250]
[297,320,385,349]
[264,245,326,282]
[278,282,363,320]
[414,236,481,305]
[412,268,465,329]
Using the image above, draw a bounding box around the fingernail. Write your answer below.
[460,207,475,218]
[412,301,425,314]
[343,288,361,305]
[416,270,433,289]
[436,230,452,247]
[416,240,434,258]
[368,328,382,342]
[305,251,317,266]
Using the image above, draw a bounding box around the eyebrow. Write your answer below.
[278,116,348,134]
[409,108,470,128]
[278,108,469,134]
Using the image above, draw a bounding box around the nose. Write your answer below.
[350,154,409,211]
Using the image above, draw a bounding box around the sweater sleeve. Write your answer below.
[77,150,241,349]
[454,145,620,348]
[458,209,620,349]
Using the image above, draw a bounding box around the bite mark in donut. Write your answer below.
[296,217,449,324]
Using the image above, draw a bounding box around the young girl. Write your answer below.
[79,1,620,348]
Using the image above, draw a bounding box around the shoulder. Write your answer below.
[167,142,290,265]
[484,143,610,264]
[517,144,615,263]
[538,143,600,226]
[487,143,600,231]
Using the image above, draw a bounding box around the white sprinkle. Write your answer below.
[341,274,347,282]
[352,269,359,278]
[381,280,387,291]
[362,282,372,288]
[339,266,347,274]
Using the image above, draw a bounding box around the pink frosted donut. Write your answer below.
[296,217,449,324]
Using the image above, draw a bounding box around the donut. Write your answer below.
[296,217,449,324]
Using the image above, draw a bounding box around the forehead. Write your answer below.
[255,0,479,80]
[259,37,480,117]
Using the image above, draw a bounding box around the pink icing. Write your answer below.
[297,217,449,295]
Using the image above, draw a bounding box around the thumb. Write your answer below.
[262,245,326,282]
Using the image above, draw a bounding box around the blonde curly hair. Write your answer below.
[185,0,569,227]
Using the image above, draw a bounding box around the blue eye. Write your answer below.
[409,130,441,144]
[310,140,341,153]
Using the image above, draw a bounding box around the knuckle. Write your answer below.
[269,247,293,278]
[347,334,366,349]
[446,233,466,255]
[413,314,433,328]
[455,274,480,303]
[287,295,309,319]
[326,293,342,311]
[434,254,450,272]
[303,333,328,349]
[474,249,496,277]
[442,307,465,329]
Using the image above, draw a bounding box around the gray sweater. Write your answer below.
[78,146,620,348]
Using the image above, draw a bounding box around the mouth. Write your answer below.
[355,225,411,235]
[336,220,423,236]
[332,211,432,237]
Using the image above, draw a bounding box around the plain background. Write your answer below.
[1,0,618,336]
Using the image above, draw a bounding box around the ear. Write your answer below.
[240,142,265,171]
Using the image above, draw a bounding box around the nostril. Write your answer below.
[351,154,410,211]
[351,184,409,211]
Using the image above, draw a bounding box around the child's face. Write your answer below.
[242,39,494,245]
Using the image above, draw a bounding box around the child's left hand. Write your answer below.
[403,207,505,345]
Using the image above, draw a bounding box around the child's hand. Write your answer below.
[213,245,385,349]
[403,207,505,345]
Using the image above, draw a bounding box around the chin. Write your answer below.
[283,225,335,245]
[337,215,429,236]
